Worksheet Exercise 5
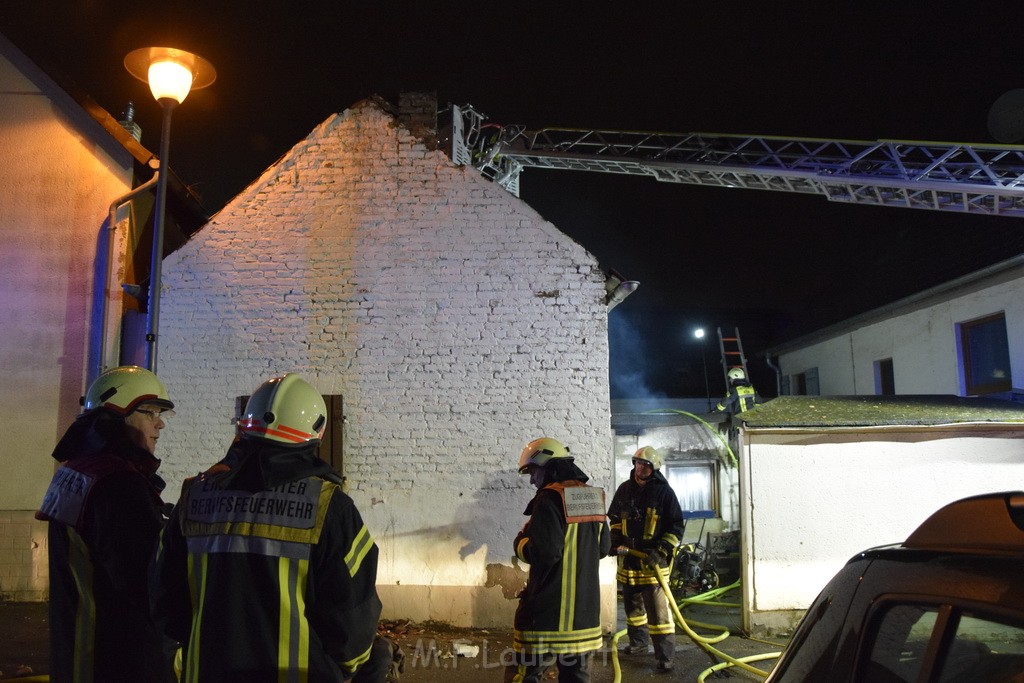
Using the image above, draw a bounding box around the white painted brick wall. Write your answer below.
[156,99,614,626]
[0,511,48,600]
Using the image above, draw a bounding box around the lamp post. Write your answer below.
[695,327,711,411]
[124,47,215,373]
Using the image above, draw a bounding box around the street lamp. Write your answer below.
[694,328,711,410]
[124,47,216,373]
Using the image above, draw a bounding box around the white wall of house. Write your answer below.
[155,99,616,628]
[738,425,1024,634]
[0,38,134,599]
[776,263,1024,396]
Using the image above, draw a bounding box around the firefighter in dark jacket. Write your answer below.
[151,373,386,682]
[715,367,761,415]
[507,438,611,683]
[608,446,685,674]
[37,365,178,683]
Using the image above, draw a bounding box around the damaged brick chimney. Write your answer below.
[397,91,438,150]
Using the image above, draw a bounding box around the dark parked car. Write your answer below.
[766,491,1024,682]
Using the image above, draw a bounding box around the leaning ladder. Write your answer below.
[717,327,749,386]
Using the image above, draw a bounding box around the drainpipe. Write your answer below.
[95,171,159,384]
[765,354,782,397]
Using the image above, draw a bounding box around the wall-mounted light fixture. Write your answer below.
[605,270,640,310]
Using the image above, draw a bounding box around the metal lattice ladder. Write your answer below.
[717,327,749,386]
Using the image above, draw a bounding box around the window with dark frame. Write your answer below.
[958,312,1011,396]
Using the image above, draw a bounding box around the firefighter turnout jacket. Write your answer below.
[151,440,382,682]
[512,479,611,655]
[608,471,685,586]
[37,413,176,683]
[716,381,761,414]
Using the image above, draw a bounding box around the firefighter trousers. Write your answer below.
[503,651,592,683]
[623,582,675,663]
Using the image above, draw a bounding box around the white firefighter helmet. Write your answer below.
[518,437,573,474]
[632,445,662,470]
[238,373,327,444]
[84,365,174,415]
[727,367,746,382]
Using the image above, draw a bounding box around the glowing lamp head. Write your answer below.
[147,59,194,103]
[124,47,216,105]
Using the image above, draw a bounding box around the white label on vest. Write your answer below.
[39,467,95,527]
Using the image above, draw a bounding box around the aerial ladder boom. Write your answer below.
[447,104,1024,218]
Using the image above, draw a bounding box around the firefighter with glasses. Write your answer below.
[507,438,611,683]
[37,365,178,682]
[151,373,389,681]
[608,446,685,674]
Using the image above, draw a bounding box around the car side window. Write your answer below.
[859,602,1024,683]
[861,604,937,682]
[938,611,1024,682]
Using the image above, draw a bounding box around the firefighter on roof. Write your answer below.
[608,446,685,674]
[507,437,611,683]
[151,373,389,682]
[715,367,762,415]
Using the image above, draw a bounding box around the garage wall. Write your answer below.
[156,99,615,627]
[739,426,1024,634]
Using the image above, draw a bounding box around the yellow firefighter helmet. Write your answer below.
[518,437,573,473]
[83,365,174,415]
[632,445,662,470]
[238,373,327,444]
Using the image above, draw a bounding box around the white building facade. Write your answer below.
[770,256,1024,399]
[0,35,138,599]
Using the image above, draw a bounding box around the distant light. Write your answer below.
[694,328,705,339]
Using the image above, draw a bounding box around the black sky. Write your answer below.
[4,2,1024,399]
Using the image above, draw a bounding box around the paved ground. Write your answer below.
[0,596,790,681]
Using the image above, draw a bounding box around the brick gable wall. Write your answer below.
[155,99,614,626]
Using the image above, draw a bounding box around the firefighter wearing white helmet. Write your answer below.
[37,365,178,682]
[83,364,175,415]
[153,373,394,682]
[237,372,328,443]
[608,446,685,672]
[716,366,762,415]
[508,438,610,682]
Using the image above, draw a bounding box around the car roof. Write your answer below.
[901,490,1024,555]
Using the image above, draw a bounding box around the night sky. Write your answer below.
[4,2,1024,399]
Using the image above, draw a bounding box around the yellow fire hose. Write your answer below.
[610,550,781,682]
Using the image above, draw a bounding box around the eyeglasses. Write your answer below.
[631,458,653,468]
[135,408,175,420]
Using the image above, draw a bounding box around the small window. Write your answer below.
[958,312,1011,395]
[664,460,718,517]
[874,358,895,395]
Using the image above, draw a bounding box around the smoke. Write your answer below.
[608,307,667,400]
